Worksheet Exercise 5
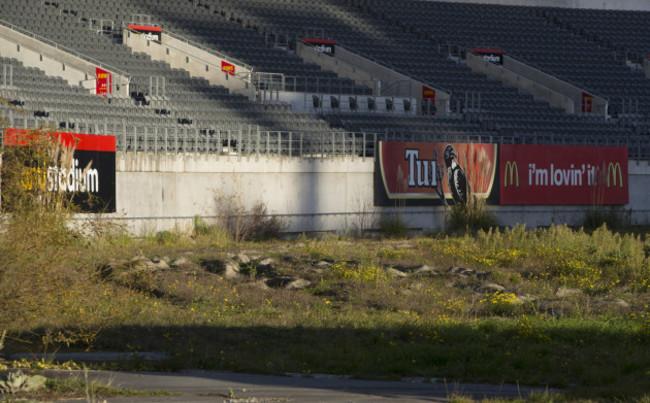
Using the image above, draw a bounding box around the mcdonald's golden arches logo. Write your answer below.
[504,161,519,187]
[607,162,623,188]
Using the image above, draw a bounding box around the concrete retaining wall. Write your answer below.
[104,152,650,235]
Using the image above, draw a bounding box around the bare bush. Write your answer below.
[216,194,284,242]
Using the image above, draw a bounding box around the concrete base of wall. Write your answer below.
[84,152,650,236]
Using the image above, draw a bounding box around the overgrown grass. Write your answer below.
[1,223,648,400]
[0,375,175,401]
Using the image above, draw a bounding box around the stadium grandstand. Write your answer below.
[0,0,649,159]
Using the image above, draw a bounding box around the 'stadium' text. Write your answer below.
[20,158,100,193]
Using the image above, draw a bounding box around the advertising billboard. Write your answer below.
[499,144,628,205]
[375,141,498,206]
[301,38,335,56]
[471,48,504,65]
[128,24,162,42]
[3,129,116,212]
[376,142,629,206]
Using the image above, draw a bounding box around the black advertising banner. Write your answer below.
[129,24,162,42]
[375,141,498,206]
[302,38,335,56]
[471,48,504,65]
[4,129,116,212]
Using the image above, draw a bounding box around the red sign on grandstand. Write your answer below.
[128,24,162,42]
[221,61,235,76]
[500,144,628,205]
[421,86,436,115]
[471,48,504,65]
[422,86,435,99]
[582,92,593,114]
[302,38,335,56]
[375,141,498,206]
[96,67,112,96]
[3,129,116,212]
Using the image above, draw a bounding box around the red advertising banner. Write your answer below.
[96,67,111,96]
[375,141,498,206]
[582,92,593,113]
[422,86,435,99]
[421,86,436,115]
[4,129,115,152]
[500,144,628,205]
[221,61,235,76]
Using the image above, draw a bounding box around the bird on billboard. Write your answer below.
[444,145,468,205]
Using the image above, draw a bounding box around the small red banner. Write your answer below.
[96,67,112,96]
[221,61,235,76]
[582,92,593,114]
[422,85,435,99]
[500,144,628,205]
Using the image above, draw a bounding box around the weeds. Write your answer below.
[445,195,497,234]
[378,213,408,238]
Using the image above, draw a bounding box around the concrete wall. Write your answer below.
[297,42,449,116]
[123,29,254,99]
[104,151,650,235]
[0,24,129,96]
[428,0,650,11]
[466,52,607,116]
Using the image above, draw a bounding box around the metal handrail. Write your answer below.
[0,18,131,80]
[1,116,647,160]
[160,29,255,72]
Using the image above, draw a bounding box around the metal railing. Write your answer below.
[0,18,131,82]
[1,113,648,161]
[160,29,255,73]
[105,124,650,162]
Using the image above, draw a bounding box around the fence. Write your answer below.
[1,112,648,161]
[114,125,650,161]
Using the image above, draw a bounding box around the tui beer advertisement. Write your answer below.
[375,141,498,206]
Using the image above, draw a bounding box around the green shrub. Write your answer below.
[582,206,631,232]
[378,214,408,238]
